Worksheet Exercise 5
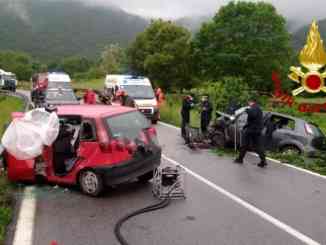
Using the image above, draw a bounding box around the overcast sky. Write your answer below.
[82,0,326,21]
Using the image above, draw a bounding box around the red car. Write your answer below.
[4,105,161,196]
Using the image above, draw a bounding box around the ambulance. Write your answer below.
[105,75,159,123]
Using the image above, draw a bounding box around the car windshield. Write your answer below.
[309,123,324,137]
[46,89,77,101]
[105,111,150,141]
[48,81,72,89]
[120,85,155,99]
[3,75,16,80]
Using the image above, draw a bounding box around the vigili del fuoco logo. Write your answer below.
[272,21,326,113]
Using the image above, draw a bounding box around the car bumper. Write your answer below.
[93,148,161,186]
[138,107,159,120]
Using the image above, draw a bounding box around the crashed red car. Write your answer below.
[4,105,161,196]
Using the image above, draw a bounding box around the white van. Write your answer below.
[105,75,159,123]
[0,69,17,92]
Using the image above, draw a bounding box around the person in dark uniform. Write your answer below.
[181,95,194,140]
[234,98,267,167]
[53,123,74,175]
[200,95,213,134]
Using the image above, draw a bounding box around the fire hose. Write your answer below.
[114,182,179,245]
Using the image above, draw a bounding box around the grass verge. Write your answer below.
[72,78,103,90]
[0,96,23,244]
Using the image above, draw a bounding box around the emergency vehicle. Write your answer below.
[105,75,159,123]
[0,69,17,92]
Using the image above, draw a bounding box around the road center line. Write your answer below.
[12,187,36,245]
[162,154,320,245]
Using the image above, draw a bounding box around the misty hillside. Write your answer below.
[176,15,212,33]
[292,19,326,51]
[0,0,149,61]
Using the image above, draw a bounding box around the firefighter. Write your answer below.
[200,95,213,134]
[181,95,194,141]
[234,98,267,167]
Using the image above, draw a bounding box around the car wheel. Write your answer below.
[138,171,154,183]
[281,145,301,155]
[211,131,226,148]
[79,170,104,197]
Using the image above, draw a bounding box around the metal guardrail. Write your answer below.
[0,89,30,112]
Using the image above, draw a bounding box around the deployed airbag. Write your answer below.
[1,108,59,160]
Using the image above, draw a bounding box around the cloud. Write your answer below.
[76,0,326,22]
[0,0,31,24]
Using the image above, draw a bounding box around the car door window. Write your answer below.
[80,120,97,141]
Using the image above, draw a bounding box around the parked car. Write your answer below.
[3,105,161,196]
[0,70,17,92]
[31,72,74,106]
[214,108,326,157]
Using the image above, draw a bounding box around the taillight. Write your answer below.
[116,139,125,151]
[304,123,314,135]
[126,141,137,154]
[99,141,112,153]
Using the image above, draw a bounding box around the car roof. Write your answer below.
[265,111,303,122]
[56,105,136,118]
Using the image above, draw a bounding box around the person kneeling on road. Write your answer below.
[181,95,194,143]
[234,98,267,168]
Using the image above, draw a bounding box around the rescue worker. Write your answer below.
[83,89,96,104]
[181,95,194,141]
[200,95,213,134]
[118,90,136,108]
[155,88,165,106]
[234,98,267,167]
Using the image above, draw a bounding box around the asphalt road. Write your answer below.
[5,103,326,245]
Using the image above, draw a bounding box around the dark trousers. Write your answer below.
[181,119,189,138]
[238,131,266,163]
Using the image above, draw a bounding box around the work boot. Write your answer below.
[257,161,267,168]
[234,158,243,164]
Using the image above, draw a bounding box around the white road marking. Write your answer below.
[12,187,36,245]
[159,121,326,181]
[158,121,180,130]
[162,154,321,245]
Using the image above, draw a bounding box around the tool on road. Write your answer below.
[114,165,186,245]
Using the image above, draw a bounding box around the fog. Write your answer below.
[1,0,325,28]
[83,0,326,22]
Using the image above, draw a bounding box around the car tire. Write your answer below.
[281,145,301,155]
[138,171,154,183]
[79,170,104,197]
[211,131,226,148]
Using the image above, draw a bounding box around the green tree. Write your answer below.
[60,56,93,77]
[192,1,292,91]
[100,44,126,74]
[0,51,34,80]
[128,19,193,90]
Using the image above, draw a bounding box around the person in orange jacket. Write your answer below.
[83,89,97,104]
[155,88,165,107]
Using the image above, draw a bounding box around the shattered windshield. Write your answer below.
[105,111,150,141]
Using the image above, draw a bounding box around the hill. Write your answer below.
[0,0,149,61]
[176,15,212,33]
[292,19,326,51]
